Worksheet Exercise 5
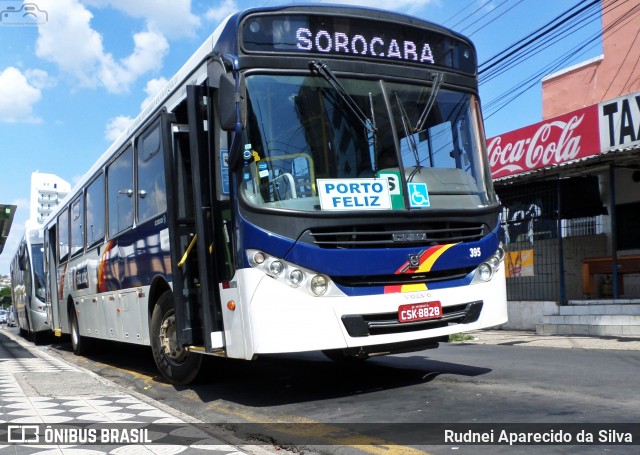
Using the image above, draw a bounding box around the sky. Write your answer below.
[0,0,604,275]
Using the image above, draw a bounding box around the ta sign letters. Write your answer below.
[599,93,640,152]
[318,178,392,211]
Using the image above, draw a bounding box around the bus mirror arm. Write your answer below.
[227,124,243,170]
[220,70,247,169]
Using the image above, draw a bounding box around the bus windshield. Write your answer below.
[240,73,495,212]
[31,243,46,301]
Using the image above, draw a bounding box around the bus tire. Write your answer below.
[69,308,91,355]
[150,291,202,385]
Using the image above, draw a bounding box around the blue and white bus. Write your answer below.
[43,5,507,385]
[10,220,49,343]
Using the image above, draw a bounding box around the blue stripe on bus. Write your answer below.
[240,218,500,295]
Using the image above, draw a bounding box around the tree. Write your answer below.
[0,286,12,308]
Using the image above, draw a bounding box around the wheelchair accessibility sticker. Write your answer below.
[408,182,430,208]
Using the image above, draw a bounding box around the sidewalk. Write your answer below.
[0,328,272,454]
[465,329,640,350]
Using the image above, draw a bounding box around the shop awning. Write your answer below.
[0,204,17,255]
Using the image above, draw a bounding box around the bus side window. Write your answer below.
[85,173,105,248]
[70,196,84,256]
[137,124,167,223]
[58,208,70,262]
[107,146,134,237]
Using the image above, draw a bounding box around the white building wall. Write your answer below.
[29,172,71,225]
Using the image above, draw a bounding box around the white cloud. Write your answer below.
[140,77,169,110]
[35,0,169,93]
[105,115,133,141]
[204,0,237,23]
[35,0,104,88]
[105,77,168,146]
[0,67,42,123]
[83,0,200,38]
[99,29,168,94]
[24,69,57,90]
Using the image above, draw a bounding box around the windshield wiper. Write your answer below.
[394,91,422,169]
[415,72,444,132]
[394,72,445,172]
[310,60,377,135]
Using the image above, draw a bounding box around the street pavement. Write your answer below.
[1,324,638,453]
[466,328,640,350]
[0,326,276,455]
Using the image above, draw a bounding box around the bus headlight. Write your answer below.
[310,275,329,296]
[252,251,266,265]
[477,263,493,282]
[473,247,504,283]
[246,249,341,297]
[288,269,304,287]
[487,256,500,270]
[268,260,284,276]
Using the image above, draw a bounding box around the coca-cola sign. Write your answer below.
[487,105,600,179]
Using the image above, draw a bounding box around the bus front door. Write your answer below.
[162,84,224,353]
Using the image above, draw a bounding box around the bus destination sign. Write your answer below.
[295,27,435,65]
[241,14,476,74]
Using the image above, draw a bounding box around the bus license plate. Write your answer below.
[398,301,442,323]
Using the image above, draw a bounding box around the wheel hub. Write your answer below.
[159,314,187,362]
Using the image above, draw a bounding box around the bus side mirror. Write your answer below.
[219,72,247,131]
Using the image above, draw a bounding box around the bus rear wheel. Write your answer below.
[150,291,202,385]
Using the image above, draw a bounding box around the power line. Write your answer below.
[449,0,493,29]
[480,2,602,85]
[458,0,510,33]
[442,0,477,27]
[466,0,525,37]
[482,0,639,119]
[479,0,601,75]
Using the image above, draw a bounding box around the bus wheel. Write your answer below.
[150,291,202,385]
[69,309,91,355]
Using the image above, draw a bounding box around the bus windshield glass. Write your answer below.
[31,243,46,301]
[240,74,495,212]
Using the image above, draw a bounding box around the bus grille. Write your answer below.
[332,267,475,287]
[341,301,483,337]
[306,222,487,249]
